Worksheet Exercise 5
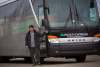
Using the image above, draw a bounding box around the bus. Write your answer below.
[38,0,100,63]
[0,0,99,63]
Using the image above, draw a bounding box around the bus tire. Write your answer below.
[40,58,45,64]
[0,57,10,63]
[0,57,3,62]
[24,57,32,63]
[76,55,86,63]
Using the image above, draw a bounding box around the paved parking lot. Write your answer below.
[0,55,100,67]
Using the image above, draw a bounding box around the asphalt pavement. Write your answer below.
[0,55,100,67]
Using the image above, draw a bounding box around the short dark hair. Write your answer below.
[29,25,34,28]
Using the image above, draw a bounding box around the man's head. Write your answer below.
[29,25,34,32]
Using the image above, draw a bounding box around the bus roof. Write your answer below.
[0,0,16,7]
[0,0,32,17]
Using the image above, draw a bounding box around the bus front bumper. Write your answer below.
[48,42,100,56]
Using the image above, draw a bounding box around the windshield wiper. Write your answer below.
[65,0,89,32]
[65,0,79,27]
[71,0,79,22]
[71,0,89,32]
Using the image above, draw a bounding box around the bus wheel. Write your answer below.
[76,55,86,63]
[0,57,10,63]
[40,58,45,64]
[24,57,32,63]
[0,57,3,62]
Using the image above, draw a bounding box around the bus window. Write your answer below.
[38,6,44,27]
[47,0,99,28]
[90,0,97,22]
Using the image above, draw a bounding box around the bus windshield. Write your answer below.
[48,0,99,28]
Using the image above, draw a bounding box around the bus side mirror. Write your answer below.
[42,19,49,30]
[47,7,50,14]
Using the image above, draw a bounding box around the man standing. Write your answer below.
[25,25,40,65]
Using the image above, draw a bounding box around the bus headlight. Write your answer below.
[94,38,100,42]
[49,39,59,43]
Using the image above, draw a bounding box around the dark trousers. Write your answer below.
[28,47,40,65]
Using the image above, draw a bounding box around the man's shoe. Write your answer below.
[32,64,36,66]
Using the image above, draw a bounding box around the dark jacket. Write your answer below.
[25,30,40,48]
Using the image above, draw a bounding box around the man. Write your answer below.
[25,25,40,65]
